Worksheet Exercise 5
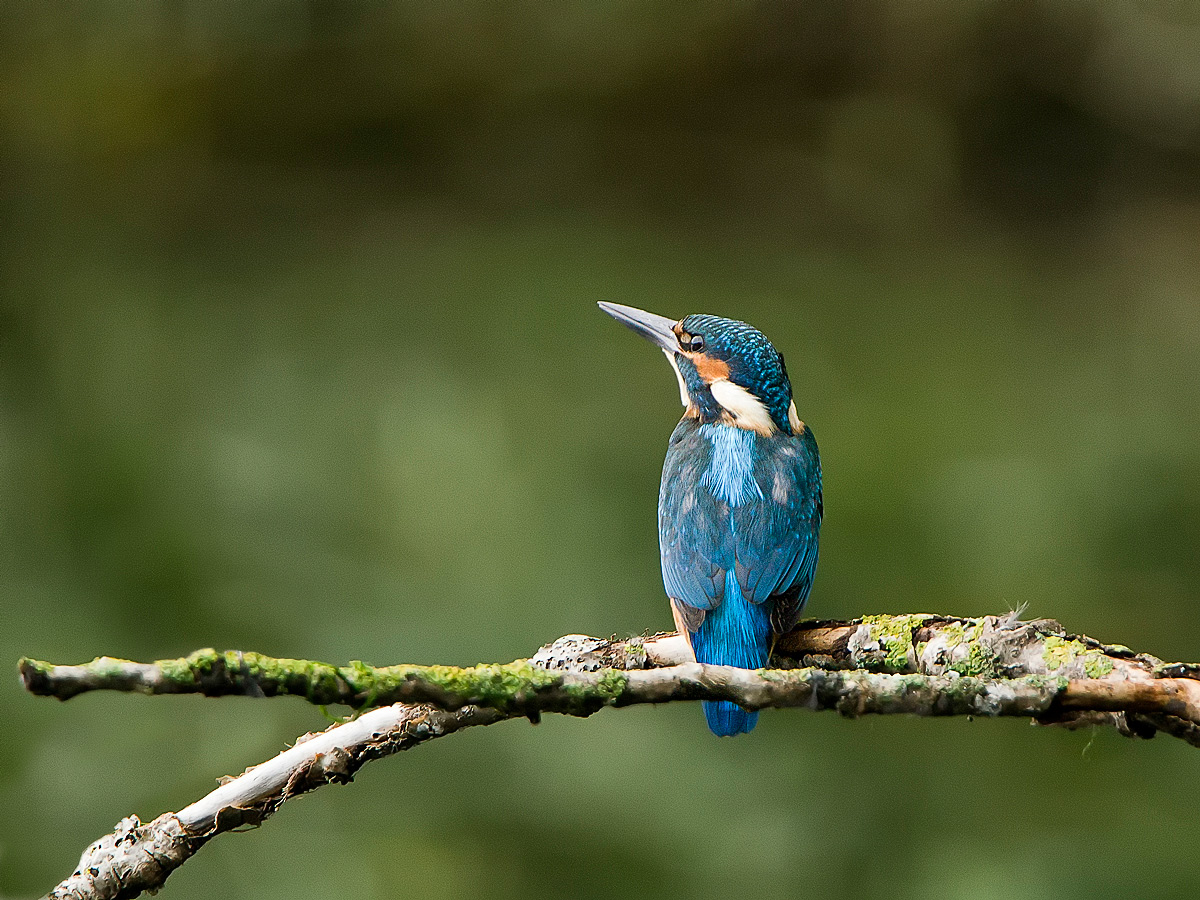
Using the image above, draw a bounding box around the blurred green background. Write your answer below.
[3,2,1200,898]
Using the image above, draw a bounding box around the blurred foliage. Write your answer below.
[3,2,1200,898]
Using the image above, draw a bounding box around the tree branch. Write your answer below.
[41,703,506,900]
[23,614,1200,900]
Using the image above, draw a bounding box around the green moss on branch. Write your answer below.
[18,652,632,716]
[20,614,1200,745]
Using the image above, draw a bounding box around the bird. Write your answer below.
[598,302,822,736]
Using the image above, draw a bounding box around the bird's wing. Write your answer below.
[659,420,822,634]
[732,427,822,632]
[658,421,731,616]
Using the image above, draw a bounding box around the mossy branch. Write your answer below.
[23,614,1200,900]
[20,613,1200,741]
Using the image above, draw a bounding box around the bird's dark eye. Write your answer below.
[683,334,705,352]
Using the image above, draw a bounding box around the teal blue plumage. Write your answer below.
[599,302,823,736]
[660,419,821,734]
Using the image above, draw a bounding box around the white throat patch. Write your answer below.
[709,379,776,435]
[663,350,690,407]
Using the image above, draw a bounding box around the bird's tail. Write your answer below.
[691,571,772,736]
[703,699,758,736]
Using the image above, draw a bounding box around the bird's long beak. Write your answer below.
[598,302,679,352]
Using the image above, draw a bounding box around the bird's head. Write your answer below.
[599,302,802,436]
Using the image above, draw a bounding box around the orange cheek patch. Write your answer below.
[687,353,731,383]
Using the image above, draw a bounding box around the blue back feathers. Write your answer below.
[693,426,768,735]
[701,425,762,507]
[659,417,822,736]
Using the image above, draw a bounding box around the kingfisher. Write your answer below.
[599,302,822,736]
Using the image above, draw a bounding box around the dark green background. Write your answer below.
[3,3,1199,898]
